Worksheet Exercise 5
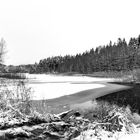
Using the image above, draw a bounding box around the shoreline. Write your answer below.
[31,77,131,114]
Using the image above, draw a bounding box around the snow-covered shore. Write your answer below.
[26,74,113,100]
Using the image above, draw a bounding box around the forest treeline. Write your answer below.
[6,35,140,74]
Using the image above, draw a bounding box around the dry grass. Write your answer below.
[0,79,33,115]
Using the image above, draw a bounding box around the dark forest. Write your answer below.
[7,35,140,74]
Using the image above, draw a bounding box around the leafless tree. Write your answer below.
[0,38,6,64]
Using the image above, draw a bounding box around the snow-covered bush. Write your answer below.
[72,101,139,132]
[72,101,140,140]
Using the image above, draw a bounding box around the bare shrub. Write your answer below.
[13,80,33,114]
[0,38,6,64]
[0,78,33,115]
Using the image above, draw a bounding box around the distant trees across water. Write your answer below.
[6,35,140,74]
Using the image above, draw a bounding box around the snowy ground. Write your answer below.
[25,74,114,100]
[120,131,140,140]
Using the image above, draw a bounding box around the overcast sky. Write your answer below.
[0,0,140,65]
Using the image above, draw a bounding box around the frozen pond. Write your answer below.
[25,74,113,100]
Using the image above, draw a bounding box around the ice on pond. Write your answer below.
[26,74,112,100]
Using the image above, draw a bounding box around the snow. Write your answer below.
[31,82,104,100]
[119,129,140,140]
[26,74,113,82]
[25,74,112,100]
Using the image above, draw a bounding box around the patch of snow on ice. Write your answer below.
[30,83,105,100]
